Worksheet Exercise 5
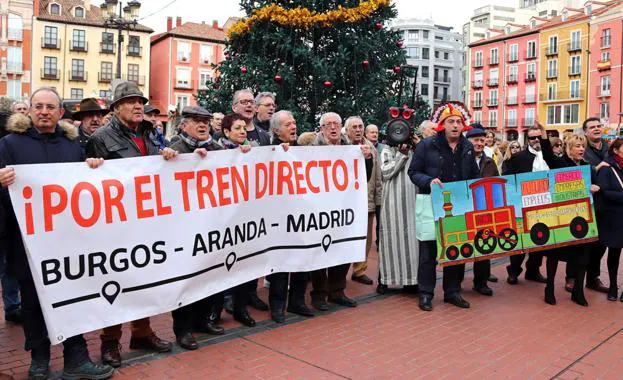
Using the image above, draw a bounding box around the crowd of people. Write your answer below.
[0,84,621,380]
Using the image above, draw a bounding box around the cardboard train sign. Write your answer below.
[432,166,598,266]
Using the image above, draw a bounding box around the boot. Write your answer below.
[28,345,50,380]
[62,360,114,380]
[544,284,556,305]
[571,282,588,307]
[607,286,618,302]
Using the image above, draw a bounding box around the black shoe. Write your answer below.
[607,287,618,302]
[176,332,198,351]
[311,298,329,311]
[28,359,49,380]
[376,284,388,295]
[403,285,419,295]
[544,286,556,305]
[525,272,547,283]
[100,341,122,368]
[473,285,493,296]
[419,295,433,312]
[233,310,256,327]
[586,278,609,294]
[571,286,589,307]
[507,274,519,285]
[195,319,225,335]
[271,309,286,323]
[287,304,315,317]
[224,296,234,315]
[129,334,173,353]
[248,293,269,311]
[351,274,373,285]
[487,274,498,283]
[443,294,470,308]
[328,295,358,307]
[4,308,23,324]
[62,360,114,380]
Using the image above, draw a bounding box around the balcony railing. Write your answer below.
[471,80,483,89]
[523,95,536,104]
[6,62,22,74]
[539,90,585,102]
[434,76,450,83]
[98,72,113,83]
[601,36,611,48]
[506,119,518,128]
[525,50,537,60]
[68,71,87,82]
[127,45,142,57]
[525,72,537,82]
[487,78,499,87]
[507,54,519,63]
[567,42,582,53]
[507,97,518,105]
[41,68,60,80]
[522,118,535,127]
[200,57,213,65]
[568,65,582,76]
[489,58,499,65]
[597,59,611,71]
[488,120,498,128]
[42,37,61,50]
[597,85,611,97]
[471,100,483,109]
[69,41,88,52]
[546,71,558,79]
[487,99,499,107]
[507,75,518,84]
[122,74,146,86]
[178,55,191,63]
[473,60,484,68]
[7,28,23,41]
[100,42,116,54]
[545,46,558,56]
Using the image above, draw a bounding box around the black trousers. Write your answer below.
[607,248,622,290]
[472,260,491,287]
[172,293,223,336]
[310,264,350,300]
[19,275,89,367]
[565,242,606,282]
[266,272,308,310]
[418,240,463,297]
[507,252,544,277]
[247,278,260,296]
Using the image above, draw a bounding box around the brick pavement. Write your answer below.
[1,247,622,379]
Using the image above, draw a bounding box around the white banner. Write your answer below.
[8,146,367,343]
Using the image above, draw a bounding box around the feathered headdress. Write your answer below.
[430,102,472,132]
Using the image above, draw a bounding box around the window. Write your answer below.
[570,30,581,50]
[176,95,190,110]
[422,48,430,59]
[72,29,86,50]
[473,111,482,123]
[442,87,448,100]
[434,50,440,59]
[508,109,517,127]
[601,51,610,62]
[490,48,498,64]
[100,62,113,81]
[527,40,536,58]
[525,84,535,102]
[490,68,499,84]
[177,42,190,61]
[527,62,536,75]
[407,47,419,58]
[7,14,23,41]
[489,89,498,105]
[548,83,557,100]
[508,87,517,104]
[71,59,85,80]
[128,36,141,56]
[530,20,536,29]
[600,103,609,120]
[547,104,579,125]
[509,44,518,61]
[407,30,419,41]
[570,80,580,98]
[7,46,22,73]
[474,91,482,107]
[475,51,483,66]
[176,68,191,88]
[602,29,611,48]
[74,6,84,17]
[508,65,518,82]
[101,32,114,52]
[421,66,429,78]
[44,26,58,48]
[44,57,57,78]
[7,80,21,100]
[525,108,535,126]
[421,83,429,96]
[100,90,112,99]
[199,71,212,88]
[547,59,557,78]
[489,110,498,128]
[570,55,581,75]
[601,76,611,95]
[50,3,60,15]
[70,88,83,99]
[548,35,558,54]
[200,45,213,64]
[128,64,139,83]
[444,52,449,60]
[423,30,429,40]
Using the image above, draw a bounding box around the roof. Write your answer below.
[151,22,227,45]
[37,0,153,32]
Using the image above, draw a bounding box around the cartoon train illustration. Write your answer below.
[438,176,594,261]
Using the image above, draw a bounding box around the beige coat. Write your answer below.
[366,138,382,212]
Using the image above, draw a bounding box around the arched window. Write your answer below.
[50,3,60,15]
[75,7,84,17]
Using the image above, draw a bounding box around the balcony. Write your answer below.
[525,72,537,82]
[567,42,582,53]
[546,71,558,80]
[601,36,611,48]
[568,65,582,76]
[488,120,498,128]
[41,68,60,80]
[597,59,611,71]
[507,54,519,63]
[539,90,585,102]
[507,97,518,105]
[200,57,213,66]
[545,47,558,57]
[69,41,88,52]
[434,76,450,83]
[123,74,146,86]
[175,79,193,90]
[7,28,23,41]
[98,72,113,83]
[6,62,23,74]
[597,85,611,97]
[525,50,537,60]
[522,118,535,127]
[471,80,483,89]
[507,75,518,84]
[68,71,87,82]
[487,99,499,107]
[487,78,499,87]
[506,119,518,128]
[523,95,536,104]
[42,37,61,50]
[489,57,499,65]
[178,55,191,63]
[473,60,484,68]
[100,42,116,54]
[127,45,142,57]
[471,100,483,109]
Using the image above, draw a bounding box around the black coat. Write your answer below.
[408,133,480,194]
[86,116,160,159]
[503,149,536,175]
[596,156,623,248]
[479,155,499,177]
[0,114,84,279]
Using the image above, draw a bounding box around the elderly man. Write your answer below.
[253,92,276,132]
[144,104,168,149]
[408,104,480,311]
[345,116,381,286]
[419,120,438,139]
[11,101,28,115]
[310,112,373,310]
[87,81,175,367]
[0,87,113,380]
[232,89,270,147]
[365,124,385,154]
[211,112,224,138]
[72,98,109,152]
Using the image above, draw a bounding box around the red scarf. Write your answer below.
[613,154,623,169]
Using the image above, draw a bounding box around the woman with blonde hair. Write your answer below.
[501,140,522,173]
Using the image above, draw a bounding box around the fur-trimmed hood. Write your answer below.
[6,113,78,140]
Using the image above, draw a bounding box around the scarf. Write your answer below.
[613,154,623,169]
[179,132,213,149]
[529,146,549,172]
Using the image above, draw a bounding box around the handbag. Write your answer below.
[415,194,436,241]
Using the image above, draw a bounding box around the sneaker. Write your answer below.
[5,309,23,324]
[28,359,49,380]
[62,361,114,380]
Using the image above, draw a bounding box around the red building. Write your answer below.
[149,17,226,113]
[0,2,33,101]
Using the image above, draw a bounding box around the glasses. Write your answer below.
[527,136,539,141]
[259,103,275,108]
[236,99,254,106]
[511,145,520,149]
[554,144,562,148]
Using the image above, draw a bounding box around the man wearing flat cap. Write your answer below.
[73,98,109,152]
[86,81,177,367]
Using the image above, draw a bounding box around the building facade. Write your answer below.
[32,0,152,100]
[392,18,464,109]
[0,0,33,100]
[149,17,226,113]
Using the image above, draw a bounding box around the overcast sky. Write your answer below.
[139,0,519,34]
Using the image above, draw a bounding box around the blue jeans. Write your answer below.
[0,248,20,313]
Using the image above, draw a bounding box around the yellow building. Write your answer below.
[32,0,152,100]
[538,8,590,135]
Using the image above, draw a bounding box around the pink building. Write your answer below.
[149,17,226,115]
[469,25,541,142]
[588,1,623,133]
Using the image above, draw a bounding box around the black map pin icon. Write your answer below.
[322,235,332,252]
[102,281,121,305]
[225,252,237,271]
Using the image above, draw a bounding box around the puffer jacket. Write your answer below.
[86,115,160,159]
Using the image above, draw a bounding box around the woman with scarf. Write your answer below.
[538,123,601,306]
[217,113,251,149]
[596,138,623,302]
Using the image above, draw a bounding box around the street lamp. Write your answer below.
[102,0,141,80]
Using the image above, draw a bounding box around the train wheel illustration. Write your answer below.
[446,245,460,261]
[460,243,474,258]
[530,223,550,245]
[570,216,589,239]
[474,229,497,255]
[498,228,519,251]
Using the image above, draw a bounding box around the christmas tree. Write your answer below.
[197,0,406,132]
